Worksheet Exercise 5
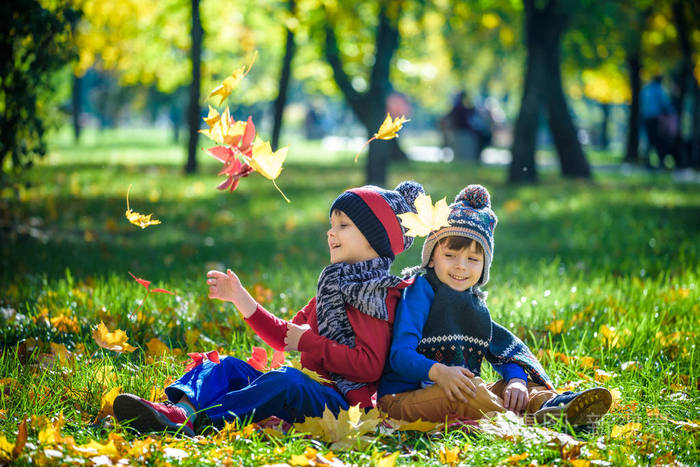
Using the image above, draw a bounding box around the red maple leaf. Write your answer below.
[185,350,220,372]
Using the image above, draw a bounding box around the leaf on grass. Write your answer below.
[545,319,564,334]
[92,321,137,353]
[375,451,400,467]
[0,435,14,462]
[385,418,441,432]
[293,406,382,449]
[125,185,161,229]
[146,337,169,357]
[94,386,121,423]
[208,51,258,105]
[480,411,579,448]
[12,419,27,460]
[397,193,450,237]
[439,447,460,466]
[610,421,642,438]
[504,452,528,464]
[71,439,118,457]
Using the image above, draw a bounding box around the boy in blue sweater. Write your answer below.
[378,185,612,426]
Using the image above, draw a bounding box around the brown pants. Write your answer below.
[378,377,557,423]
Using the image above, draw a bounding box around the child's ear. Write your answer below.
[428,259,434,268]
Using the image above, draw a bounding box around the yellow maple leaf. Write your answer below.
[92,321,137,353]
[249,139,290,202]
[208,51,258,106]
[353,113,410,162]
[94,386,122,422]
[0,435,13,462]
[504,452,528,464]
[376,451,400,467]
[439,447,460,466]
[545,319,565,334]
[375,113,409,140]
[610,421,642,438]
[145,337,169,357]
[71,439,118,457]
[397,193,450,237]
[293,405,382,448]
[125,185,161,229]
[199,106,247,145]
[387,418,440,432]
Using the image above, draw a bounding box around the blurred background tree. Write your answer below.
[4,0,698,188]
[0,0,77,191]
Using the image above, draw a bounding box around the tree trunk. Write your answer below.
[599,103,610,150]
[509,0,589,182]
[323,1,403,186]
[185,0,203,174]
[624,51,641,163]
[671,1,692,168]
[544,20,590,179]
[271,0,296,151]
[72,74,81,144]
[508,1,549,183]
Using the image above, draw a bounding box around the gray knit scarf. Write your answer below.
[316,257,402,395]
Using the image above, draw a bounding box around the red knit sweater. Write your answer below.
[245,288,403,408]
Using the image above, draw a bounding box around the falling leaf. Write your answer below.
[249,139,290,202]
[128,272,174,295]
[208,51,258,105]
[125,185,161,229]
[92,321,137,353]
[353,113,409,162]
[397,193,450,237]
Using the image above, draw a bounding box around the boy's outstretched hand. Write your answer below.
[429,363,477,403]
[207,269,257,318]
[503,378,528,413]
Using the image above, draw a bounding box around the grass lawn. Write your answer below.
[1,127,698,465]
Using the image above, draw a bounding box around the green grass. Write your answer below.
[1,127,699,465]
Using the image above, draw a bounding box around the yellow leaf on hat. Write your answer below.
[397,193,450,237]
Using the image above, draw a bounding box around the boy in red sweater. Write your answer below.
[114,181,424,436]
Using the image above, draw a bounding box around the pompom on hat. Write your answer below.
[420,184,498,285]
[330,181,424,260]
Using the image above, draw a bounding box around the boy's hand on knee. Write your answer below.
[503,378,528,413]
[429,363,476,403]
[284,322,310,351]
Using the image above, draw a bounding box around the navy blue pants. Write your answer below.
[165,356,349,425]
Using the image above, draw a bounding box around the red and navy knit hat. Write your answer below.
[330,181,424,260]
[420,184,498,285]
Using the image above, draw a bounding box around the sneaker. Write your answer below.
[533,387,612,426]
[113,393,195,437]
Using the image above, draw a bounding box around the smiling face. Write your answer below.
[428,237,484,292]
[327,209,378,264]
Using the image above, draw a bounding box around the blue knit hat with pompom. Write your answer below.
[420,184,498,285]
[331,180,424,260]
